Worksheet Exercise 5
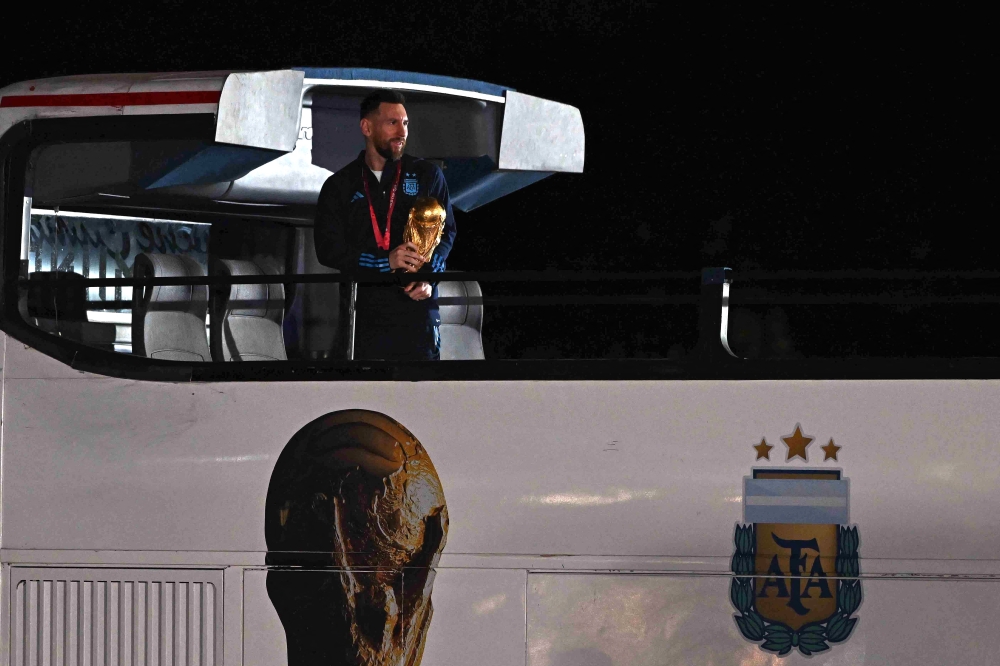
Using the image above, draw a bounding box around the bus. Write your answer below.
[0,68,998,665]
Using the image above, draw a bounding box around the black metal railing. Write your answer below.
[17,266,1000,362]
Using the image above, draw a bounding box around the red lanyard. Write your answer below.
[362,161,402,251]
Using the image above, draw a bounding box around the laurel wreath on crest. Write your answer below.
[731,524,862,657]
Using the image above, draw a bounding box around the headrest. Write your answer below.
[215,257,284,319]
[438,280,469,325]
[131,253,211,362]
[439,280,484,327]
[133,253,208,313]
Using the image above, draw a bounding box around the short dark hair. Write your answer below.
[360,90,406,120]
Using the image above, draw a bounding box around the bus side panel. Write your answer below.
[1,333,7,666]
[3,341,1000,564]
[524,573,1000,665]
[243,568,528,666]
[216,565,1000,665]
[5,343,1000,663]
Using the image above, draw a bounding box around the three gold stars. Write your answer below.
[751,424,841,462]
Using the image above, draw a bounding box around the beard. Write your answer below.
[375,136,405,161]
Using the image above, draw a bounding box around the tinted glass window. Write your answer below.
[26,209,210,354]
[4,119,997,381]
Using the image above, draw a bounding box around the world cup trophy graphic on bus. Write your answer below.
[264,410,449,666]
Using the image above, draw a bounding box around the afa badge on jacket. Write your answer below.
[403,173,419,196]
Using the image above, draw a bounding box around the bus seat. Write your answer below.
[438,280,485,360]
[131,253,211,362]
[26,271,116,350]
[210,258,287,362]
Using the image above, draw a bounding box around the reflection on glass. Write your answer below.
[26,209,210,353]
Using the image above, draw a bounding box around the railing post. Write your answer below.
[346,281,357,360]
[696,267,738,360]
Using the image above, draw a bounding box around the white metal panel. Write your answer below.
[242,570,287,666]
[0,73,225,139]
[5,335,1000,660]
[5,334,1000,666]
[224,107,333,205]
[215,71,304,152]
[0,70,304,151]
[499,91,584,172]
[243,567,527,666]
[3,358,1000,571]
[0,73,226,100]
[420,568,527,666]
[8,567,222,666]
[2,341,98,379]
[124,77,227,118]
[0,339,4,666]
[526,573,1000,665]
[0,75,132,134]
[221,568,242,666]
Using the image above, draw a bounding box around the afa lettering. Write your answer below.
[757,533,833,616]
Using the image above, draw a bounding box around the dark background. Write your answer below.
[4,2,996,359]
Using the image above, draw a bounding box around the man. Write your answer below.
[314,90,456,361]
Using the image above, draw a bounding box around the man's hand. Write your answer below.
[389,242,426,272]
[403,281,432,301]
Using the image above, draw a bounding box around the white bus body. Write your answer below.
[0,69,997,666]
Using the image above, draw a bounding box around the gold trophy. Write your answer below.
[403,196,447,263]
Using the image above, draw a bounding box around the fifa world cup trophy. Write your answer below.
[402,197,447,262]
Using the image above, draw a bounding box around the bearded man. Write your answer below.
[315,90,456,361]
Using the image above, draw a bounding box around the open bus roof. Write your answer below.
[1,68,585,216]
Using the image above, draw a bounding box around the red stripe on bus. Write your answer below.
[0,90,222,108]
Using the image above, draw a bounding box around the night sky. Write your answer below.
[4,3,997,359]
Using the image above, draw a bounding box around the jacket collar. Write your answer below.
[358,150,407,176]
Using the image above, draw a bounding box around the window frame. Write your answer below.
[3,116,1000,382]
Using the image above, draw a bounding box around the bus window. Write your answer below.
[26,208,210,354]
[6,119,700,378]
[16,199,700,369]
[11,130,997,380]
[9,87,995,383]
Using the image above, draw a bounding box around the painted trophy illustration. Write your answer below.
[265,410,449,666]
[402,196,447,264]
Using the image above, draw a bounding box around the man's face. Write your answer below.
[363,102,409,161]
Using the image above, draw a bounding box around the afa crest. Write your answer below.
[403,175,419,196]
[731,425,862,657]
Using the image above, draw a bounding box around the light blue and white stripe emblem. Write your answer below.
[744,478,849,524]
[358,253,391,272]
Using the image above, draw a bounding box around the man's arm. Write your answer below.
[313,176,352,272]
[315,174,400,274]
